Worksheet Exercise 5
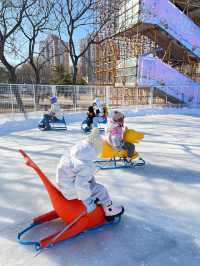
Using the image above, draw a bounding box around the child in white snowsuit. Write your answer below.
[49,96,63,120]
[93,98,108,127]
[56,128,124,218]
[107,111,135,162]
[38,96,63,130]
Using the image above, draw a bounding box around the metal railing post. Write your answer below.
[136,85,139,106]
[52,85,56,96]
[90,86,93,102]
[76,85,79,110]
[33,84,36,111]
[73,85,77,112]
[105,85,110,107]
[149,87,153,107]
[9,84,14,114]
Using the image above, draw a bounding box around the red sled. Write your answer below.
[17,150,122,252]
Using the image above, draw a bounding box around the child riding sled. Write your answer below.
[56,128,124,220]
[38,96,63,130]
[107,111,135,163]
[82,98,108,132]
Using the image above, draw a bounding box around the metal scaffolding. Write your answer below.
[94,0,200,105]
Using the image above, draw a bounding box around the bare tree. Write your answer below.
[0,0,33,82]
[21,0,55,84]
[55,0,119,84]
[0,65,9,82]
[17,62,35,83]
[0,0,34,111]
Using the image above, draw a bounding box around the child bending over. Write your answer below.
[56,128,124,219]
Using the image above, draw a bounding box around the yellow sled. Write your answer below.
[96,129,145,169]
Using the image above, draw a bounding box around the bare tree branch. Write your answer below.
[0,0,36,111]
[20,0,56,84]
[54,0,119,84]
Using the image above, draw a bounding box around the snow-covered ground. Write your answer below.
[0,108,200,266]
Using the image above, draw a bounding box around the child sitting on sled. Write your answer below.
[107,111,135,162]
[93,99,108,127]
[84,105,96,132]
[38,96,63,130]
[85,98,102,130]
[56,128,124,219]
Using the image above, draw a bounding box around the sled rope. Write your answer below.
[34,210,86,257]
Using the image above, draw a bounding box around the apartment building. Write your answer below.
[39,35,70,73]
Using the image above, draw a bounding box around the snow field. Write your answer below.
[0,109,200,265]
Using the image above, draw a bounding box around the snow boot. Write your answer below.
[125,157,132,163]
[38,123,51,131]
[84,126,91,133]
[103,203,124,222]
[132,157,145,166]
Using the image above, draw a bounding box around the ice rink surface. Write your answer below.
[0,113,200,266]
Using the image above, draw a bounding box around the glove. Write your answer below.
[83,197,96,213]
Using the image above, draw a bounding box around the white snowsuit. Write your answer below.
[50,102,63,120]
[56,140,111,205]
[95,97,103,113]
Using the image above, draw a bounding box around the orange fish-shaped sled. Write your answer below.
[17,150,122,252]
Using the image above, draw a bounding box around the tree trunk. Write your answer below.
[35,69,40,84]
[72,62,78,109]
[35,69,41,105]
[72,63,78,85]
[0,40,25,112]
[9,67,25,113]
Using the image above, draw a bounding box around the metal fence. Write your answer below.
[0,84,192,114]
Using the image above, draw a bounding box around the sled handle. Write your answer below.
[19,149,51,188]
[19,149,38,169]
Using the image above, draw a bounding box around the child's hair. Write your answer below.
[112,111,124,124]
[88,106,94,113]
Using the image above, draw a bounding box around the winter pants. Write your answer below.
[92,117,99,128]
[93,116,107,127]
[39,114,59,127]
[122,141,135,158]
[86,116,94,128]
[90,179,111,206]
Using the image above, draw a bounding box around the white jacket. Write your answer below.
[51,102,63,120]
[95,97,103,113]
[56,140,97,201]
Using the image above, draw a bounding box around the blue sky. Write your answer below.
[5,19,91,66]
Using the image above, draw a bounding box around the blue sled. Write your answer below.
[17,216,121,253]
[38,116,67,131]
[81,117,108,133]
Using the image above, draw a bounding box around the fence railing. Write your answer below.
[0,84,194,114]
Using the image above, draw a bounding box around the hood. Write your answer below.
[70,140,97,161]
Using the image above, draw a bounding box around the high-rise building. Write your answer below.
[80,35,98,83]
[39,35,70,73]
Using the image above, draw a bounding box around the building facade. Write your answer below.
[79,35,98,84]
[39,35,70,74]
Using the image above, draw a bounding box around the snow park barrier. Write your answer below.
[0,83,196,115]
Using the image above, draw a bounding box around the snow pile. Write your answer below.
[0,106,200,137]
[120,106,200,117]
